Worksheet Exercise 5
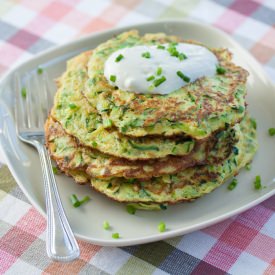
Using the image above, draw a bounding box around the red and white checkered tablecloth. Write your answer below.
[0,0,274,274]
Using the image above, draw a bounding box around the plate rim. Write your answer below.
[1,19,275,247]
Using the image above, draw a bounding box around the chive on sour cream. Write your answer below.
[104,43,218,95]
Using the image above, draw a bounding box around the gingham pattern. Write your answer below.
[0,0,274,274]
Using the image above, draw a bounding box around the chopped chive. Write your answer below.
[178,52,187,61]
[157,45,165,50]
[160,204,167,210]
[70,194,90,208]
[251,118,257,130]
[69,103,77,109]
[92,141,97,147]
[88,78,97,86]
[103,221,110,230]
[128,140,159,151]
[170,42,178,46]
[103,119,113,128]
[126,204,136,215]
[268,128,275,136]
[37,67,43,75]
[216,66,226,74]
[121,125,128,133]
[110,75,116,82]
[142,52,151,58]
[127,178,136,184]
[158,221,166,233]
[172,146,177,154]
[70,194,81,208]
[167,46,179,57]
[79,196,90,205]
[112,233,120,239]
[254,175,262,190]
[228,178,238,190]
[177,71,190,83]
[21,87,27,98]
[52,166,58,175]
[156,67,162,76]
[236,106,245,113]
[153,76,166,87]
[115,54,124,62]
[245,163,251,171]
[232,146,239,155]
[127,118,144,128]
[148,84,155,91]
[146,75,155,81]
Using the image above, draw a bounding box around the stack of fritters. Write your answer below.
[45,31,258,209]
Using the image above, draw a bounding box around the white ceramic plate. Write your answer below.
[0,20,275,247]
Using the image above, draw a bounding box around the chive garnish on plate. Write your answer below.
[251,118,257,129]
[80,196,90,204]
[37,67,43,75]
[70,194,81,207]
[158,221,166,232]
[52,166,58,175]
[70,194,90,208]
[21,87,27,99]
[254,175,262,190]
[227,178,238,190]
[112,233,120,239]
[160,204,167,210]
[268,128,275,136]
[103,221,110,230]
[245,163,251,171]
[126,204,136,215]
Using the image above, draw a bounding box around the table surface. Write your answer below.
[0,0,275,274]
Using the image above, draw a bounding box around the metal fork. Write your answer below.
[14,72,80,262]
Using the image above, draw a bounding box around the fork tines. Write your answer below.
[14,71,53,132]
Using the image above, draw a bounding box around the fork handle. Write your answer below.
[35,142,80,261]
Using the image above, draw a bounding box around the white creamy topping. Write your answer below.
[104,43,218,95]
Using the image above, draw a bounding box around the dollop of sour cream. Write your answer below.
[104,43,218,95]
